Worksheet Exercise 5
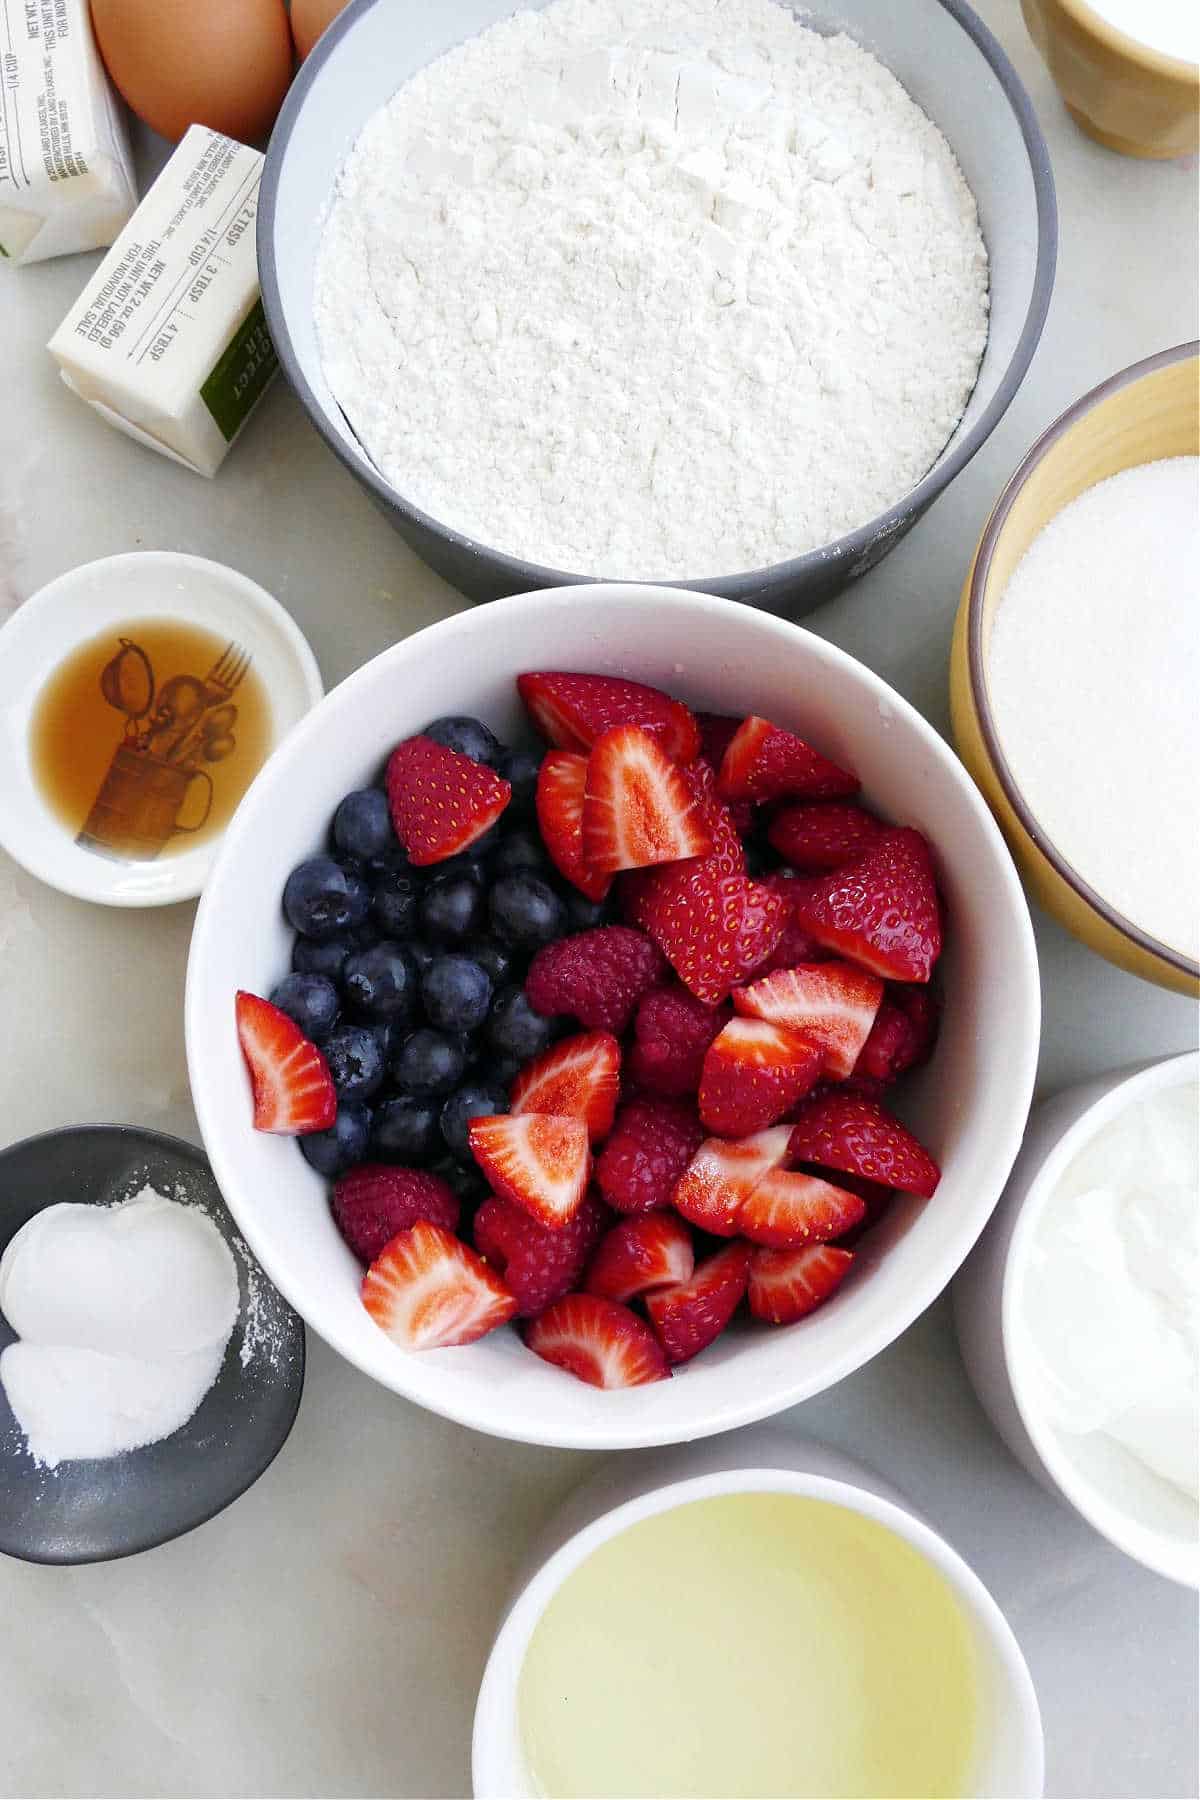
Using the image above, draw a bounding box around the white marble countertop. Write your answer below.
[1,4,1196,1796]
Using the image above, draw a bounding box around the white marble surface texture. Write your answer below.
[0,3,1196,1795]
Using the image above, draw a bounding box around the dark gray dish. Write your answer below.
[0,1126,304,1565]
[259,0,1057,614]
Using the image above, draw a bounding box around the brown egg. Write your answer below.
[91,0,294,145]
[290,0,352,59]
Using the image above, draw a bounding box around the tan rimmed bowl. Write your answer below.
[951,341,1199,996]
[1021,0,1198,158]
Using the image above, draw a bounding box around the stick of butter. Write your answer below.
[48,126,279,477]
[0,0,136,264]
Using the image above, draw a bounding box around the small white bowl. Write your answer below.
[954,1053,1199,1588]
[0,553,323,908]
[186,584,1041,1450]
[471,1428,1045,1798]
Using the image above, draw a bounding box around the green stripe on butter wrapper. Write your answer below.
[200,299,278,442]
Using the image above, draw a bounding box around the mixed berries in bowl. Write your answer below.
[187,586,1039,1448]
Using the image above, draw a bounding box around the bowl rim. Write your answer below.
[472,1463,1044,1796]
[1052,0,1199,77]
[996,1051,1199,1588]
[259,0,1058,596]
[965,339,1200,985]
[186,582,1042,1450]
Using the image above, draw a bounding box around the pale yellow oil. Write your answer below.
[517,1492,978,1800]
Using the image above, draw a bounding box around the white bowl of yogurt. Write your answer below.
[954,1052,1199,1588]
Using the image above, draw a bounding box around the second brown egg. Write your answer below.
[91,0,294,145]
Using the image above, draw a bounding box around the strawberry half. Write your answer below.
[788,1091,940,1198]
[645,1242,753,1365]
[386,734,511,867]
[748,1244,854,1324]
[738,1167,867,1248]
[733,960,883,1081]
[509,1032,621,1142]
[362,1222,517,1349]
[524,1293,671,1388]
[766,801,885,873]
[635,864,788,1004]
[535,751,611,902]
[582,726,713,875]
[235,990,336,1134]
[790,828,943,983]
[585,1212,695,1303]
[468,1113,592,1227]
[517,672,700,762]
[672,1126,792,1235]
[716,715,858,803]
[698,1018,824,1136]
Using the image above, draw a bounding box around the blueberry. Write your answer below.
[419,873,486,944]
[489,1054,524,1087]
[391,1028,467,1097]
[292,932,358,980]
[564,890,611,932]
[423,715,504,768]
[367,1019,399,1062]
[427,850,487,885]
[371,867,421,939]
[299,1102,372,1177]
[462,936,516,988]
[269,972,340,1043]
[284,855,371,940]
[497,748,541,819]
[322,1024,387,1100]
[439,1079,510,1160]
[487,984,558,1062]
[342,941,419,1020]
[489,829,550,876]
[405,939,437,976]
[333,788,395,862]
[489,872,567,949]
[372,1095,441,1163]
[422,954,493,1033]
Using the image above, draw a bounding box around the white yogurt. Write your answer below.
[1020,1081,1199,1501]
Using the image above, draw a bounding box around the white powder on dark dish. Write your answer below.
[987,456,1199,963]
[315,0,989,578]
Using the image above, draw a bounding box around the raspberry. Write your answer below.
[595,1096,705,1215]
[332,1164,460,1265]
[525,925,666,1035]
[627,985,729,1097]
[473,1191,611,1316]
[853,986,939,1084]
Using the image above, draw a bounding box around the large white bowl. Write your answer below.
[472,1429,1045,1797]
[186,586,1040,1449]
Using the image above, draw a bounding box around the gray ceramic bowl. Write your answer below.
[261,0,1057,611]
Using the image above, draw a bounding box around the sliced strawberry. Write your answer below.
[535,751,611,902]
[853,986,940,1084]
[581,726,713,875]
[474,1191,611,1317]
[748,1244,854,1324]
[766,801,885,872]
[235,990,336,1134]
[585,1212,695,1303]
[626,986,730,1098]
[645,1242,753,1364]
[332,1164,459,1264]
[681,759,747,876]
[635,864,787,1004]
[362,1222,516,1349]
[788,1091,940,1199]
[790,828,943,983]
[698,1018,824,1136]
[524,1293,671,1387]
[716,715,858,804]
[468,1113,592,1228]
[671,1126,792,1235]
[386,735,511,867]
[509,1032,621,1142]
[738,1167,867,1248]
[517,672,700,762]
[733,961,883,1081]
[595,1096,706,1215]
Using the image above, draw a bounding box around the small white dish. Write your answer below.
[954,1052,1199,1588]
[471,1428,1045,1798]
[0,552,323,908]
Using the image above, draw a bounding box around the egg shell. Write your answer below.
[91,0,294,145]
[291,0,353,59]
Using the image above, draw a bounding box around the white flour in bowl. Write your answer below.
[315,0,989,578]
